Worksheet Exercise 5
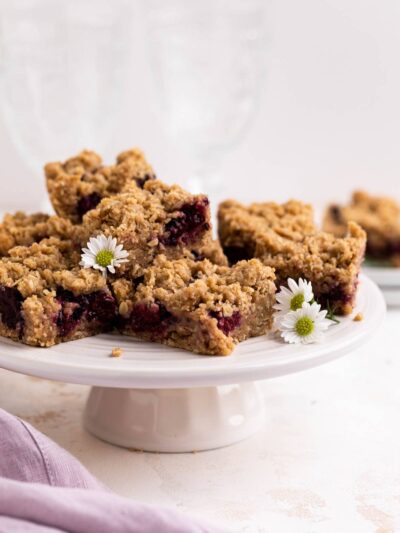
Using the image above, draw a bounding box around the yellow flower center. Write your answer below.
[295,316,314,337]
[290,293,305,311]
[95,250,114,268]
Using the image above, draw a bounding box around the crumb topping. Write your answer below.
[45,148,155,222]
[323,190,400,265]
[218,199,366,315]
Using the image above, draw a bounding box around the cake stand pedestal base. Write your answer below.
[84,382,265,453]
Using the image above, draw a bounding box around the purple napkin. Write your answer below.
[0,409,227,532]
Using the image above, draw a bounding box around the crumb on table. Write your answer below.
[353,313,363,322]
[111,347,123,357]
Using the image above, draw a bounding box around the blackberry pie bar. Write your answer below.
[323,190,400,266]
[77,179,213,277]
[218,199,366,315]
[112,255,276,355]
[0,239,117,346]
[0,240,273,354]
[0,209,226,267]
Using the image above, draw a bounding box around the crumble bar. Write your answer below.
[0,239,117,346]
[0,209,226,268]
[0,240,271,354]
[77,179,212,277]
[218,199,366,315]
[323,190,400,266]
[45,148,156,222]
[0,211,226,267]
[112,255,276,356]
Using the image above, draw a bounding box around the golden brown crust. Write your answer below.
[0,238,108,297]
[323,190,400,265]
[45,148,155,222]
[218,199,366,315]
[0,212,75,256]
[184,238,228,266]
[219,199,315,243]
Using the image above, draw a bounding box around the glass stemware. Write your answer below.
[144,0,267,203]
[0,0,132,210]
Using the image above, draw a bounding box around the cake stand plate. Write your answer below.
[0,275,385,452]
[363,265,400,307]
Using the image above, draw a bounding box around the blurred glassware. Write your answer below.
[0,0,132,209]
[144,0,267,199]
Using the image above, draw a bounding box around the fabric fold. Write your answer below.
[0,409,227,532]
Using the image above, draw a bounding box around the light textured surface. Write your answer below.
[0,309,399,532]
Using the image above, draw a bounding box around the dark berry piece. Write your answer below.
[86,292,117,324]
[330,205,344,224]
[127,301,174,336]
[210,310,242,336]
[56,289,116,337]
[160,198,210,247]
[0,286,23,330]
[77,192,101,219]
[136,173,156,189]
[223,246,253,265]
[132,275,145,288]
[56,290,81,336]
[191,250,205,262]
[388,241,400,255]
[317,280,358,311]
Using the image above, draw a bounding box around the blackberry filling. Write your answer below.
[191,250,205,262]
[330,205,344,224]
[135,173,156,189]
[76,192,101,219]
[210,311,242,336]
[367,239,400,259]
[0,286,23,330]
[126,301,174,336]
[132,275,145,288]
[56,289,117,337]
[387,240,400,255]
[317,282,356,310]
[160,198,210,246]
[223,245,253,265]
[86,292,118,324]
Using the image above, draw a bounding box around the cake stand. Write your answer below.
[363,264,400,306]
[0,275,385,452]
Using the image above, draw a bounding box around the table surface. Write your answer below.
[1,309,399,532]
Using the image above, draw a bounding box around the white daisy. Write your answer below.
[280,302,332,344]
[80,234,129,277]
[274,278,314,326]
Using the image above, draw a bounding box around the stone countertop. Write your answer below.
[0,310,399,532]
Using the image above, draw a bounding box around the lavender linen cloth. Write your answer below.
[0,409,227,532]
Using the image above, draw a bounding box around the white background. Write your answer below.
[1,0,400,213]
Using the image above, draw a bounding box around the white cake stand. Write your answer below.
[0,275,385,452]
[363,264,400,306]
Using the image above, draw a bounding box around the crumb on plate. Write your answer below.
[111,347,123,357]
[353,312,363,322]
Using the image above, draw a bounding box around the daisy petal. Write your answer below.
[287,278,299,293]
